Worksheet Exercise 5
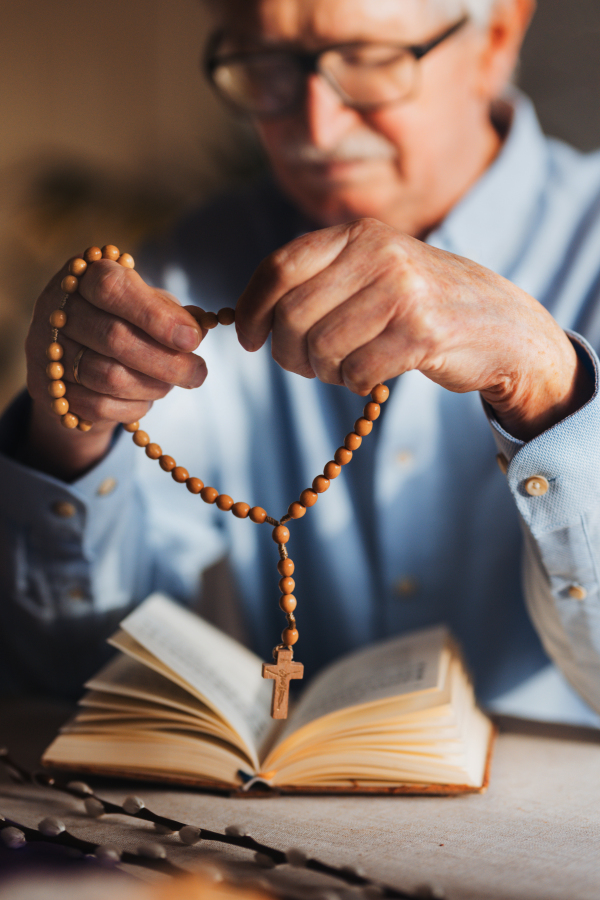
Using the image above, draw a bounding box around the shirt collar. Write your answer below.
[428,91,550,278]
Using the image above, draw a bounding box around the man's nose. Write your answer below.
[302,73,362,150]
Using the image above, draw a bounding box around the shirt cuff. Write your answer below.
[483,331,600,536]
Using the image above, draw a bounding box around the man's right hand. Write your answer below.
[24,258,207,480]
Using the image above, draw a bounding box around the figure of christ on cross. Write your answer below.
[262,647,304,719]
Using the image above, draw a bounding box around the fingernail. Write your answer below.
[237,331,256,352]
[173,325,200,351]
[183,359,206,389]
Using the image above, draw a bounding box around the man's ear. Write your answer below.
[476,0,536,100]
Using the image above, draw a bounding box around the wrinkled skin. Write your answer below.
[235,219,590,437]
[23,0,591,480]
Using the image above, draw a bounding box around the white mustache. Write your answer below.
[280,132,397,164]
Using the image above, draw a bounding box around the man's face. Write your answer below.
[218,0,504,237]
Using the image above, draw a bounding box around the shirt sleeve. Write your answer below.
[484,332,600,713]
[0,391,226,697]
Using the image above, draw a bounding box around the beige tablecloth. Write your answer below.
[1,701,599,900]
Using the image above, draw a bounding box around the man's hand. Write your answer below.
[25,259,206,479]
[236,218,593,441]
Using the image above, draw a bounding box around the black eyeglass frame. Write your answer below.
[203,15,469,117]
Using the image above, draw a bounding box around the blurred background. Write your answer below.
[0,0,598,411]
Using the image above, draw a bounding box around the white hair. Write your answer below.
[430,0,501,27]
[205,0,504,29]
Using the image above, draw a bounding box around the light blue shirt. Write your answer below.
[2,93,600,725]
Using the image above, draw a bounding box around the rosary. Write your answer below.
[46,246,390,719]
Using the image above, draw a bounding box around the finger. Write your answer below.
[303,281,402,386]
[341,322,424,394]
[52,380,155,426]
[58,334,176,401]
[235,223,352,351]
[78,259,202,353]
[29,344,156,427]
[269,229,407,379]
[29,340,162,427]
[59,292,207,390]
[272,239,401,384]
[183,306,210,340]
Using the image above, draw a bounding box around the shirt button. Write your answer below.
[496,453,509,475]
[97,477,118,496]
[524,476,549,497]
[394,576,419,598]
[52,501,76,518]
[568,585,587,601]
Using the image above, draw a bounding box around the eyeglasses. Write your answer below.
[204,16,468,118]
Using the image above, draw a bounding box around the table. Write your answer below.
[1,700,600,900]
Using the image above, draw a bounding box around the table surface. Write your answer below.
[1,699,600,900]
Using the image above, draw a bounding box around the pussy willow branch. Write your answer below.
[0,813,184,875]
[0,749,424,899]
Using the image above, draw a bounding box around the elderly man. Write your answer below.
[1,0,600,723]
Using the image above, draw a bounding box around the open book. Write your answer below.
[42,594,495,794]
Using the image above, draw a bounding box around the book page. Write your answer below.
[265,653,492,788]
[86,653,215,718]
[84,655,242,745]
[280,625,450,740]
[114,594,273,760]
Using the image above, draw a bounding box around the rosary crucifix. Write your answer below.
[46,246,390,718]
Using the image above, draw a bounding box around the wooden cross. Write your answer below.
[262,648,304,719]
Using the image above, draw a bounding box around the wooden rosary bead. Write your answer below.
[344,432,362,451]
[334,447,352,466]
[363,401,380,421]
[49,310,67,329]
[279,594,297,614]
[201,486,219,504]
[371,383,389,404]
[145,443,162,460]
[272,524,290,544]
[51,397,69,415]
[47,244,394,677]
[300,490,318,509]
[132,430,150,447]
[200,311,218,330]
[279,576,295,594]
[61,276,79,294]
[287,501,306,519]
[278,558,295,577]
[61,413,79,429]
[312,475,330,493]
[159,455,176,471]
[354,417,373,436]
[217,308,236,326]
[48,380,66,399]
[282,627,299,646]
[249,506,267,524]
[46,361,64,380]
[69,258,87,277]
[46,342,64,361]
[102,245,120,261]
[324,461,341,480]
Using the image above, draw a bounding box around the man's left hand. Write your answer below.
[236,218,593,442]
